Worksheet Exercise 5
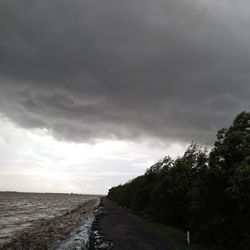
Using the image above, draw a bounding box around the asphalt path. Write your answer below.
[99,197,174,250]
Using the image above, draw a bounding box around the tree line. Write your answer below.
[107,111,250,249]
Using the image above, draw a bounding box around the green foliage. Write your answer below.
[151,223,201,250]
[108,111,250,249]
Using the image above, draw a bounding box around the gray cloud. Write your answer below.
[0,0,250,144]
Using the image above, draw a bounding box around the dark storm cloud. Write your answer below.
[0,0,249,144]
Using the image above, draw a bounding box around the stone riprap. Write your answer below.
[0,198,99,250]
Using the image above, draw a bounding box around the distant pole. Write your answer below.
[187,231,190,245]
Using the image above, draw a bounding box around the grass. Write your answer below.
[123,207,202,250]
[149,222,202,250]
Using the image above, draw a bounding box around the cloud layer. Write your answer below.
[0,117,187,193]
[0,0,250,144]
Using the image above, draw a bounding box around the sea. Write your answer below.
[0,192,100,249]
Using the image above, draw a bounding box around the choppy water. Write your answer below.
[0,192,98,247]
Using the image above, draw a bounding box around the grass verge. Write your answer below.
[149,222,201,250]
[123,207,202,250]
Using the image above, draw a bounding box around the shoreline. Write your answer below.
[1,197,177,250]
[0,198,100,250]
[89,199,114,250]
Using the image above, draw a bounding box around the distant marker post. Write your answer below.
[187,231,190,245]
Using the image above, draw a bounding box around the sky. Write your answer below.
[0,0,250,194]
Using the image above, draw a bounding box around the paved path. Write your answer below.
[99,197,174,250]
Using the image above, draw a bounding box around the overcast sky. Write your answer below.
[0,0,249,194]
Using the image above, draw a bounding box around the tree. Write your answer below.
[108,111,250,249]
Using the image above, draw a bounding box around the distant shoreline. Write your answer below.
[0,190,104,196]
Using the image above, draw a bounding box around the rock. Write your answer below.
[0,199,98,250]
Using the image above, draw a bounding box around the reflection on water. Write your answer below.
[0,192,96,246]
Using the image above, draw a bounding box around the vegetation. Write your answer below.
[108,111,250,249]
[150,223,200,250]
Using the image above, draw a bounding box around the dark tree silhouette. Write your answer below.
[108,112,250,249]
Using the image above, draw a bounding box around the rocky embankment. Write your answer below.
[0,199,98,250]
[89,200,114,250]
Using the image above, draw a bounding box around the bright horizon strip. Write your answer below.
[0,116,188,195]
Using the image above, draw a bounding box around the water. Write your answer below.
[51,213,95,250]
[0,192,99,247]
